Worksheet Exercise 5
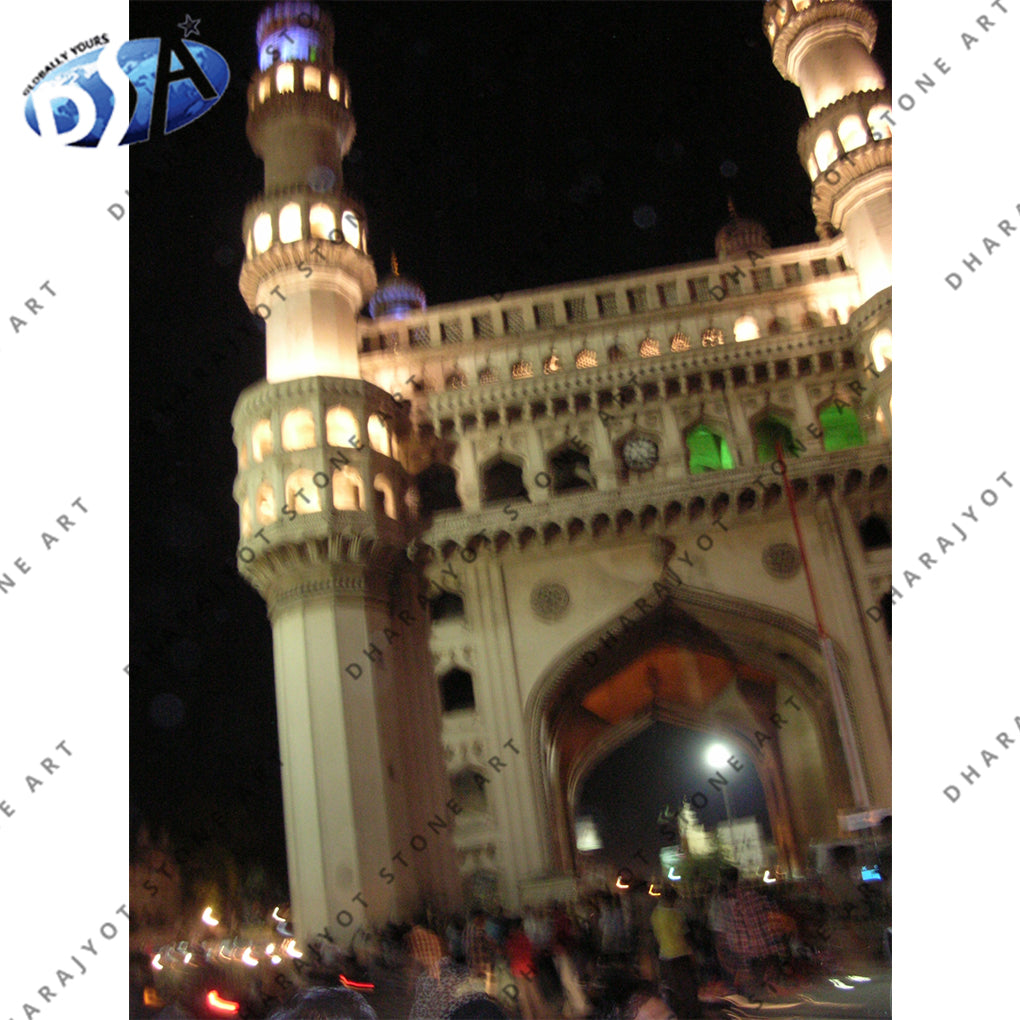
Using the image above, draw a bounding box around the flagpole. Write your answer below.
[774,441,870,810]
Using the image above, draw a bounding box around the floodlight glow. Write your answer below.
[183,952,193,964]
[265,943,275,955]
[847,975,872,983]
[667,866,682,881]
[648,884,661,897]
[202,906,220,926]
[615,875,631,890]
[270,954,282,965]
[285,940,303,959]
[706,743,730,769]
[241,947,259,967]
[828,978,853,990]
[763,870,777,884]
[272,907,286,923]
[152,953,164,971]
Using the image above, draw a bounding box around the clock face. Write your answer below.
[622,436,659,471]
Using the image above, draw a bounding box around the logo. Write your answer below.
[24,36,229,146]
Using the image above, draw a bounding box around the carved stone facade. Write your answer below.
[232,0,893,927]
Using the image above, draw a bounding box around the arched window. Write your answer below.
[258,77,270,104]
[327,74,340,101]
[733,315,759,342]
[374,473,396,518]
[439,667,475,712]
[753,415,798,463]
[859,514,891,550]
[332,466,363,510]
[240,498,252,539]
[670,331,690,352]
[238,444,248,470]
[276,63,294,94]
[543,352,562,374]
[511,359,533,379]
[415,464,462,516]
[549,445,594,493]
[326,406,359,447]
[341,210,360,248]
[686,424,733,473]
[367,413,390,456]
[814,131,839,172]
[868,106,893,140]
[430,589,465,622]
[838,115,868,153]
[279,202,302,243]
[701,327,724,347]
[575,348,597,368]
[253,213,273,254]
[256,481,276,524]
[252,419,273,462]
[303,66,321,92]
[450,769,488,815]
[286,469,321,514]
[482,457,529,505]
[309,203,335,240]
[819,402,865,451]
[282,408,316,450]
[870,328,892,372]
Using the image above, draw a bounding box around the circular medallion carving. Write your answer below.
[530,581,570,621]
[762,542,801,580]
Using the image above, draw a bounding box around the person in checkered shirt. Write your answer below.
[407,922,446,980]
[712,866,783,996]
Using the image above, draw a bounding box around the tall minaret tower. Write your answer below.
[764,0,892,297]
[231,1,460,943]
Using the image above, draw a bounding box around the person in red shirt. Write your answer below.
[504,918,550,1020]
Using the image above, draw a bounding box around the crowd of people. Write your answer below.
[337,856,886,1019]
[146,847,891,1019]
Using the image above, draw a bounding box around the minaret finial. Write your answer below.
[391,251,399,276]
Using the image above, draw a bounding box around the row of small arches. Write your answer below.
[249,202,365,258]
[427,494,889,560]
[417,407,867,515]
[239,407,392,468]
[809,109,892,178]
[253,62,350,107]
[240,466,400,536]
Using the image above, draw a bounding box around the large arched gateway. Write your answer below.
[527,581,860,878]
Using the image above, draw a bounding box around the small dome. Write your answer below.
[368,253,427,319]
[714,199,772,260]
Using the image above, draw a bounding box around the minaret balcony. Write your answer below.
[232,376,414,569]
[246,61,355,158]
[765,0,879,80]
[798,87,892,178]
[242,191,368,260]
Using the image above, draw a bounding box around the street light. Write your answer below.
[706,742,735,858]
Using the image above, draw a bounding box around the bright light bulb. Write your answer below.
[241,947,258,967]
[706,743,730,769]
[202,906,220,926]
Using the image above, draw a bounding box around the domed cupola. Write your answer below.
[368,252,427,319]
[714,198,772,260]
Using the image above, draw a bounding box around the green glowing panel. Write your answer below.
[820,403,865,451]
[687,425,733,473]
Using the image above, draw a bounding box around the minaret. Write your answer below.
[764,0,892,296]
[231,2,460,943]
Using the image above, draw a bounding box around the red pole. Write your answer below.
[774,441,870,810]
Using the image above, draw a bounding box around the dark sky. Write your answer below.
[576,722,770,872]
[129,2,891,889]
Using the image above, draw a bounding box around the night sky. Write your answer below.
[129,2,891,891]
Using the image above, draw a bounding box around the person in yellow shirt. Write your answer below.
[650,885,701,1018]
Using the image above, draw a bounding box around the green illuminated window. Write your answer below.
[687,424,734,473]
[819,403,865,451]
